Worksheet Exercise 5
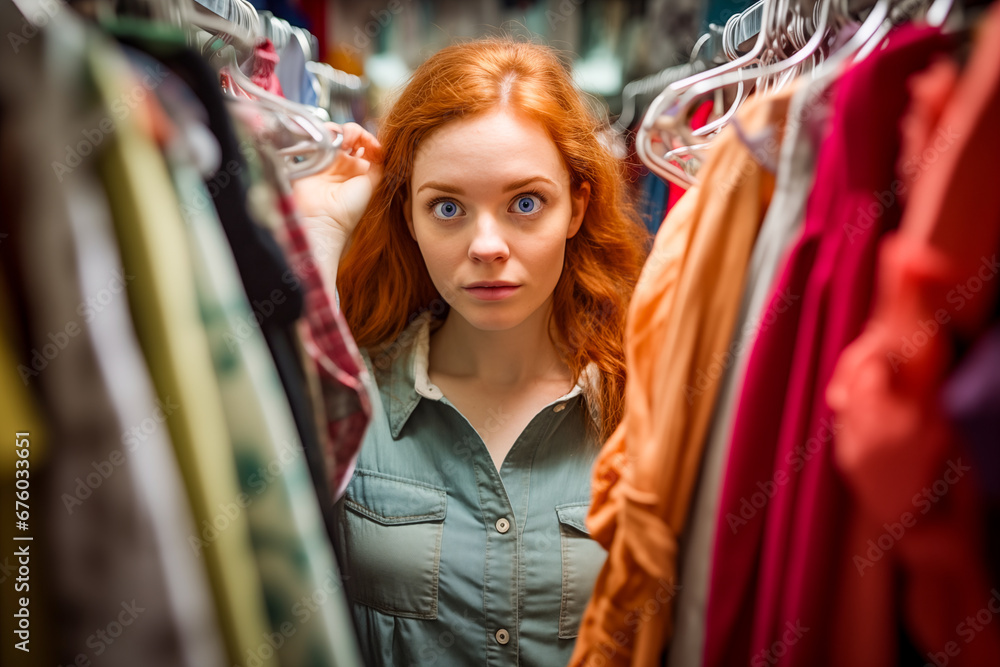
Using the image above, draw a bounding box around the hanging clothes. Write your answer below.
[251,38,286,96]
[0,8,55,663]
[110,25,346,545]
[276,33,320,107]
[827,4,1000,664]
[666,72,831,667]
[572,86,794,667]
[705,24,960,667]
[0,10,227,667]
[114,23,365,665]
[3,4,371,667]
[272,186,373,501]
[167,133,363,667]
[638,169,670,235]
[88,34,277,667]
[663,98,714,214]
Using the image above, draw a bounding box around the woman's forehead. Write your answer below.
[411,110,570,191]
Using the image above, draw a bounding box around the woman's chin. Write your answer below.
[451,305,531,333]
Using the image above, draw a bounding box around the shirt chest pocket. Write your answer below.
[556,502,607,639]
[340,471,447,620]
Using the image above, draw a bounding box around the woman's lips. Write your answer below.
[463,284,520,301]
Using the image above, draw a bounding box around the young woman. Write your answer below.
[293,38,648,667]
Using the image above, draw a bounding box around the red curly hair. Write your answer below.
[338,38,649,441]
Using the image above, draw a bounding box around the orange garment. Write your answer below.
[572,89,793,666]
[827,4,1000,665]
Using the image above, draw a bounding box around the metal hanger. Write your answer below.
[182,0,341,179]
[636,0,963,189]
[681,0,836,131]
[926,0,957,26]
[613,23,725,133]
[638,0,846,187]
[637,0,781,186]
[807,0,893,82]
[306,62,368,123]
[207,41,341,179]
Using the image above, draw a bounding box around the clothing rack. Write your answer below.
[615,3,758,131]
[259,9,320,62]
[191,0,366,124]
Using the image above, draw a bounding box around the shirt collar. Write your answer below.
[369,312,600,439]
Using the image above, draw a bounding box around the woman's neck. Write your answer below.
[429,301,570,387]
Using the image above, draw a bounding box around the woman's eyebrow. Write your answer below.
[416,181,464,195]
[502,176,558,192]
[415,176,558,196]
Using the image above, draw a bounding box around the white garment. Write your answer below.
[666,76,833,667]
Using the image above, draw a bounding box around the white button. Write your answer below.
[553,403,566,413]
[495,517,510,534]
[495,628,510,645]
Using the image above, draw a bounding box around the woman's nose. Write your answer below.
[467,214,510,263]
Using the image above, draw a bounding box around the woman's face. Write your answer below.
[405,109,590,332]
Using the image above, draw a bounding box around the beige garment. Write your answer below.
[572,89,793,666]
[667,77,819,667]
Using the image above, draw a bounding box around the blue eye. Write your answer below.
[513,194,541,214]
[432,200,462,219]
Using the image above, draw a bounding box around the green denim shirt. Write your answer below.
[334,312,607,666]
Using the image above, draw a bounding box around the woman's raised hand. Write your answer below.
[292,122,384,250]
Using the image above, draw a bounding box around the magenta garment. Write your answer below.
[703,26,955,667]
[250,39,285,97]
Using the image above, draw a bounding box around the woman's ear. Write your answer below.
[403,189,417,240]
[568,181,591,239]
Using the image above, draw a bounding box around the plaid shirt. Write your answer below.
[278,194,372,500]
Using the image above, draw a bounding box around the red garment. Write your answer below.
[705,26,956,667]
[250,39,285,97]
[278,194,371,499]
[665,99,714,211]
[827,3,1000,664]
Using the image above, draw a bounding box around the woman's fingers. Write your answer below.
[334,152,372,176]
[312,130,376,181]
[334,121,383,161]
